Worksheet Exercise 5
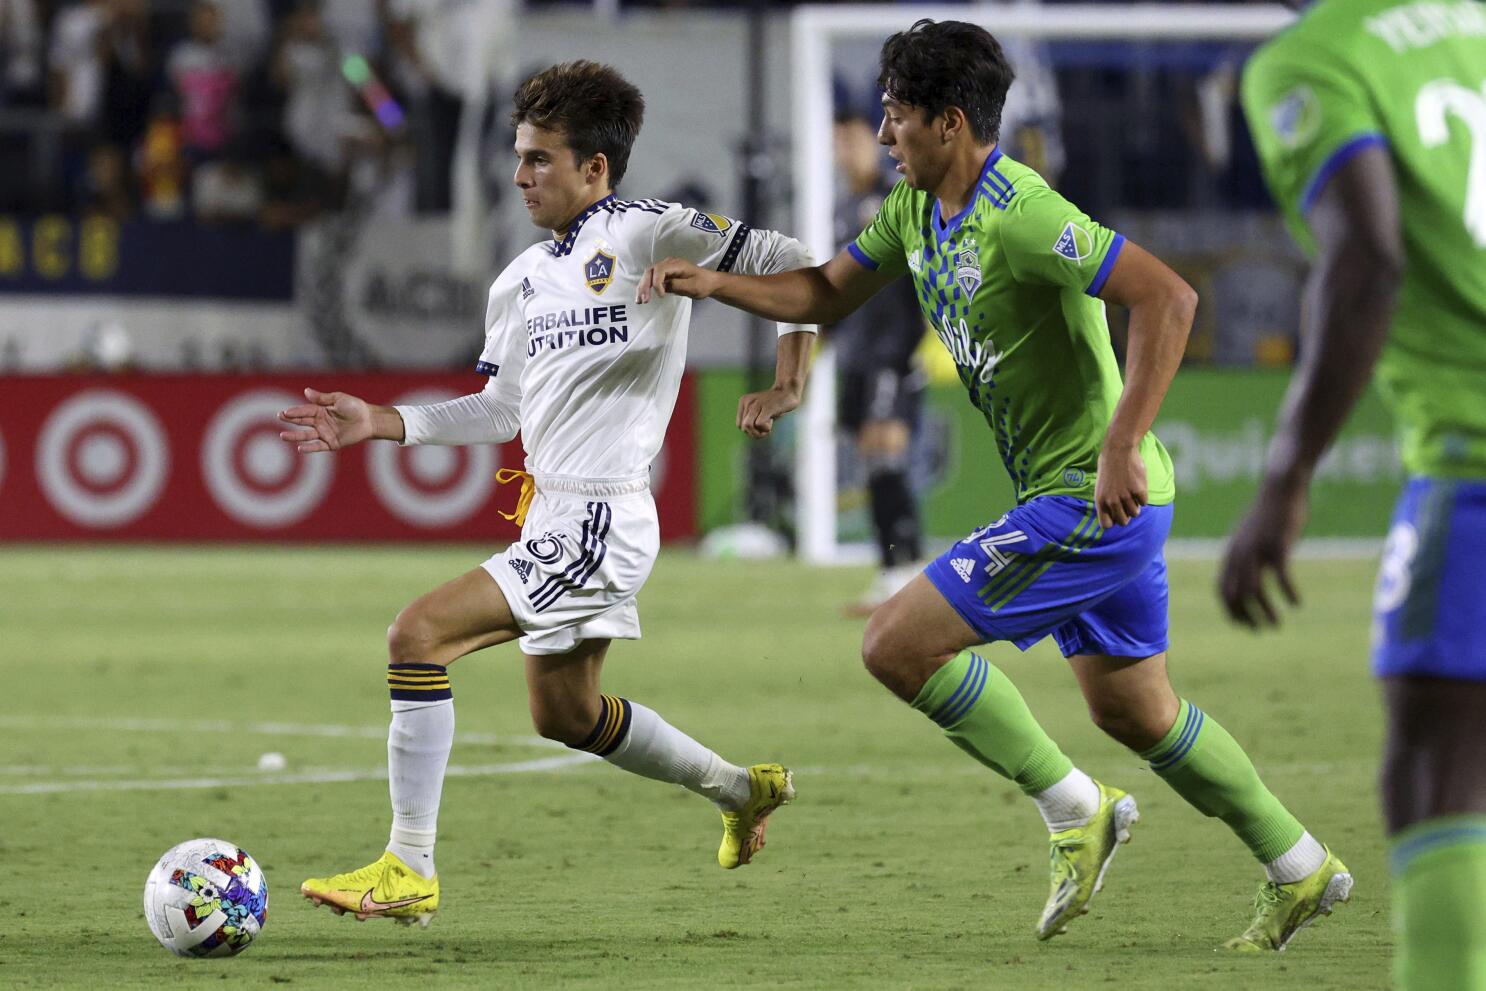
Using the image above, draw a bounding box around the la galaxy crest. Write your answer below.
[584,248,616,295]
[954,239,982,297]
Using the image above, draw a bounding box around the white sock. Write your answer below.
[1030,767,1102,832]
[597,698,750,810]
[1265,830,1327,884]
[386,697,453,879]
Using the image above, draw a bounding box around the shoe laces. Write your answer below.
[1248,881,1284,921]
[1049,834,1088,884]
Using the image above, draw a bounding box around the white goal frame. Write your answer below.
[789,4,1298,564]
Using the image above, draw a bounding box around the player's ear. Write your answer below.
[939,106,965,144]
[585,152,610,188]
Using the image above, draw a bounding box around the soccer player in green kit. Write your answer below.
[641,18,1350,950]
[1222,0,1486,986]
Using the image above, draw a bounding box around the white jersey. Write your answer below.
[397,194,812,485]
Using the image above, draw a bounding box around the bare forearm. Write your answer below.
[711,267,856,325]
[1265,252,1399,489]
[1104,288,1194,450]
[773,330,815,397]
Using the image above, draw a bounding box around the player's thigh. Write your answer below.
[858,418,911,458]
[389,566,522,666]
[1380,675,1486,833]
[862,574,982,699]
[524,638,612,741]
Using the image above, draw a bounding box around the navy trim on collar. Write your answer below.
[552,194,618,257]
[931,146,1005,242]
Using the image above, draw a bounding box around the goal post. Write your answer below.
[789,4,1298,564]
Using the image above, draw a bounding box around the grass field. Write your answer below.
[2,546,1391,990]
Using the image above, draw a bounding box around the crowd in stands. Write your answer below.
[0,0,487,227]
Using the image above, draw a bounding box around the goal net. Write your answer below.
[789,4,1299,564]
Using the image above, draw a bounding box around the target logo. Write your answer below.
[36,390,170,527]
[367,389,498,527]
[202,390,334,528]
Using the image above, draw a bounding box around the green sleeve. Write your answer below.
[997,186,1125,295]
[1240,42,1385,250]
[847,181,910,277]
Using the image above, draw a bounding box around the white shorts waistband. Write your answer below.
[532,472,650,498]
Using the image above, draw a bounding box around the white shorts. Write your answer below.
[483,479,658,656]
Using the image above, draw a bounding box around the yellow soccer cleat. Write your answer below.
[300,851,439,928]
[1038,781,1140,940]
[718,763,796,869]
[1220,849,1353,952]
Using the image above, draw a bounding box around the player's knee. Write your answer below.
[1087,700,1166,751]
[861,613,914,689]
[387,607,445,666]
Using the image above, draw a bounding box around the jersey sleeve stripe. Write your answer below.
[847,241,881,270]
[716,223,753,273]
[1299,132,1389,214]
[475,360,500,376]
[1085,233,1126,297]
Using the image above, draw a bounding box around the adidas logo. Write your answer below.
[509,558,535,584]
[520,277,535,300]
[951,558,976,583]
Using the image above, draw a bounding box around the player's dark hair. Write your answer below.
[511,61,645,188]
[877,19,1014,145]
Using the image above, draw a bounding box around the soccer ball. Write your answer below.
[143,838,268,957]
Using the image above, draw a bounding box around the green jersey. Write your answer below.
[1242,0,1486,478]
[850,149,1175,505]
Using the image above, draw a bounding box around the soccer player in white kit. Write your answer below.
[280,61,814,926]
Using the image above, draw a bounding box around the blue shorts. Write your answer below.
[1373,478,1486,682]
[925,496,1172,659]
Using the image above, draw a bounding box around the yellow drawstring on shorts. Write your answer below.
[495,468,535,526]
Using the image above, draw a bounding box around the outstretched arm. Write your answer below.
[736,330,815,439]
[1094,241,1198,528]
[1218,144,1403,627]
[637,248,894,326]
[278,387,405,452]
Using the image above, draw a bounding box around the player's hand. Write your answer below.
[736,384,802,438]
[277,387,374,453]
[636,257,720,304]
[1093,443,1148,528]
[1218,482,1307,629]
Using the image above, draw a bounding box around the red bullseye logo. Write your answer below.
[202,390,334,528]
[36,390,169,527]
[367,389,497,527]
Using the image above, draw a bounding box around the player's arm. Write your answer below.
[1220,146,1403,626]
[1257,146,1403,504]
[1094,242,1198,527]
[638,248,894,326]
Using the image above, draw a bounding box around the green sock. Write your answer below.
[911,650,1072,795]
[1392,816,1486,991]
[1140,699,1304,863]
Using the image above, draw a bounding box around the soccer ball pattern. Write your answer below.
[143,839,268,957]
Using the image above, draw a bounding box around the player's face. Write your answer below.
[513,123,602,232]
[878,98,950,192]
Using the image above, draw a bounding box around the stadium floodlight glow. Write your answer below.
[789,3,1298,565]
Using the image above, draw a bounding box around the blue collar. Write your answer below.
[931,146,1002,241]
[552,194,617,256]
